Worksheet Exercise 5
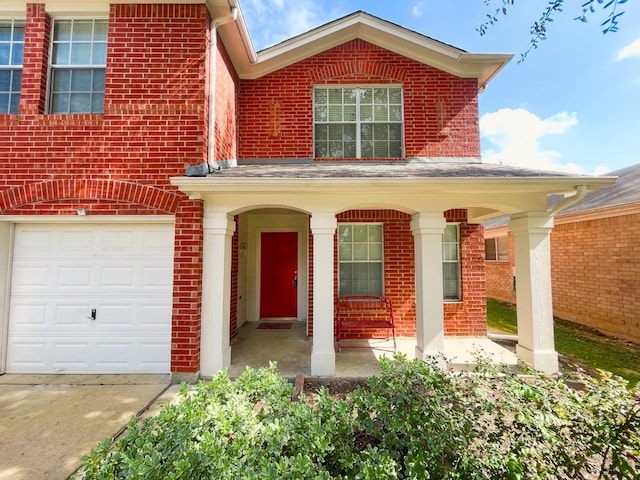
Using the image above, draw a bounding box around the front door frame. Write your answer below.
[246,211,308,324]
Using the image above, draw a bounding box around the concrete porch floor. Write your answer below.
[229,321,518,378]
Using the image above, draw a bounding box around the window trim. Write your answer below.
[443,223,461,302]
[47,17,108,114]
[337,222,385,297]
[0,19,25,115]
[313,84,405,159]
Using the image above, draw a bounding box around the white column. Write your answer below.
[200,212,236,377]
[509,212,559,374]
[310,213,337,376]
[410,212,446,362]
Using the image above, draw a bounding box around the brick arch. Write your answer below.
[310,61,407,84]
[0,179,182,214]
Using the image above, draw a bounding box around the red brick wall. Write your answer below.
[332,209,486,339]
[214,31,238,161]
[485,233,516,303]
[238,39,479,160]
[551,213,640,343]
[0,3,211,373]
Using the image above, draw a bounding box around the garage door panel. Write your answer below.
[7,223,174,374]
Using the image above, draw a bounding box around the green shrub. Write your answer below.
[74,358,639,479]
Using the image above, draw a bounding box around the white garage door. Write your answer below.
[6,223,174,374]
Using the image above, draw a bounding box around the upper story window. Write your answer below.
[338,224,384,296]
[485,236,509,261]
[49,19,107,114]
[314,86,403,158]
[0,19,25,114]
[443,224,461,301]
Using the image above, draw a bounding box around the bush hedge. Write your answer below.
[74,356,639,479]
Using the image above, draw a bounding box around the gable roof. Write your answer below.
[213,5,512,90]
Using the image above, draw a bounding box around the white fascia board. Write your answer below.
[170,175,616,197]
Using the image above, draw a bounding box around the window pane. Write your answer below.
[328,105,342,121]
[343,123,356,141]
[369,243,382,261]
[339,225,351,242]
[389,88,402,104]
[374,142,389,157]
[328,89,342,104]
[0,44,9,65]
[344,104,356,121]
[315,124,327,141]
[343,88,356,104]
[314,105,327,122]
[52,69,71,91]
[389,141,402,157]
[314,88,327,104]
[0,70,10,90]
[92,43,107,65]
[91,93,104,113]
[0,24,12,42]
[374,88,388,103]
[9,91,19,113]
[444,225,458,242]
[344,142,356,157]
[70,69,92,91]
[361,140,373,157]
[92,70,105,90]
[360,104,373,121]
[374,124,389,140]
[443,243,458,261]
[485,239,497,261]
[360,124,372,141]
[72,21,94,41]
[52,43,70,65]
[368,225,382,242]
[374,105,388,121]
[389,105,402,122]
[93,20,108,39]
[339,243,352,261]
[315,142,327,158]
[328,141,343,157]
[51,92,69,113]
[54,21,72,41]
[389,124,402,140]
[360,88,372,104]
[71,43,92,64]
[0,93,8,112]
[328,124,343,141]
[353,225,368,242]
[10,42,23,65]
[353,243,368,261]
[69,93,90,113]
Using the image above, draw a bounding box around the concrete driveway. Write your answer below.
[0,374,172,480]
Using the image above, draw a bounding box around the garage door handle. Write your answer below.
[89,308,96,320]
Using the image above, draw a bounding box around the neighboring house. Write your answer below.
[485,163,640,344]
[0,0,614,380]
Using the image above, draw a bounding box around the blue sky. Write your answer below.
[239,0,640,175]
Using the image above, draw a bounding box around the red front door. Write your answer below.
[260,232,298,318]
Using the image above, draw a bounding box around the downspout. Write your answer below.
[547,185,588,216]
[208,7,238,170]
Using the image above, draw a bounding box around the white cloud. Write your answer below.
[242,0,345,50]
[412,3,425,18]
[617,38,640,61]
[480,108,608,175]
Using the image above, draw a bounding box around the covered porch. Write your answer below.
[171,162,615,379]
[227,321,518,378]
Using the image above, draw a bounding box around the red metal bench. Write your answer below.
[335,295,396,352]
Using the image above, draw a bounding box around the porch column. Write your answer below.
[200,212,236,377]
[410,212,446,362]
[310,213,337,376]
[509,212,558,374]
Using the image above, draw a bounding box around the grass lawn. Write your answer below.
[487,298,640,387]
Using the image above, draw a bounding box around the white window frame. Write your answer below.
[313,85,404,159]
[48,18,108,114]
[0,19,24,115]
[442,223,461,301]
[485,236,509,261]
[337,223,384,297]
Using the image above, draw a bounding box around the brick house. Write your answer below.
[0,0,614,380]
[485,163,640,344]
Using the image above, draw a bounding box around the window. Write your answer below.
[314,86,403,158]
[0,19,24,114]
[49,19,107,114]
[485,236,509,261]
[338,224,383,296]
[443,224,460,301]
